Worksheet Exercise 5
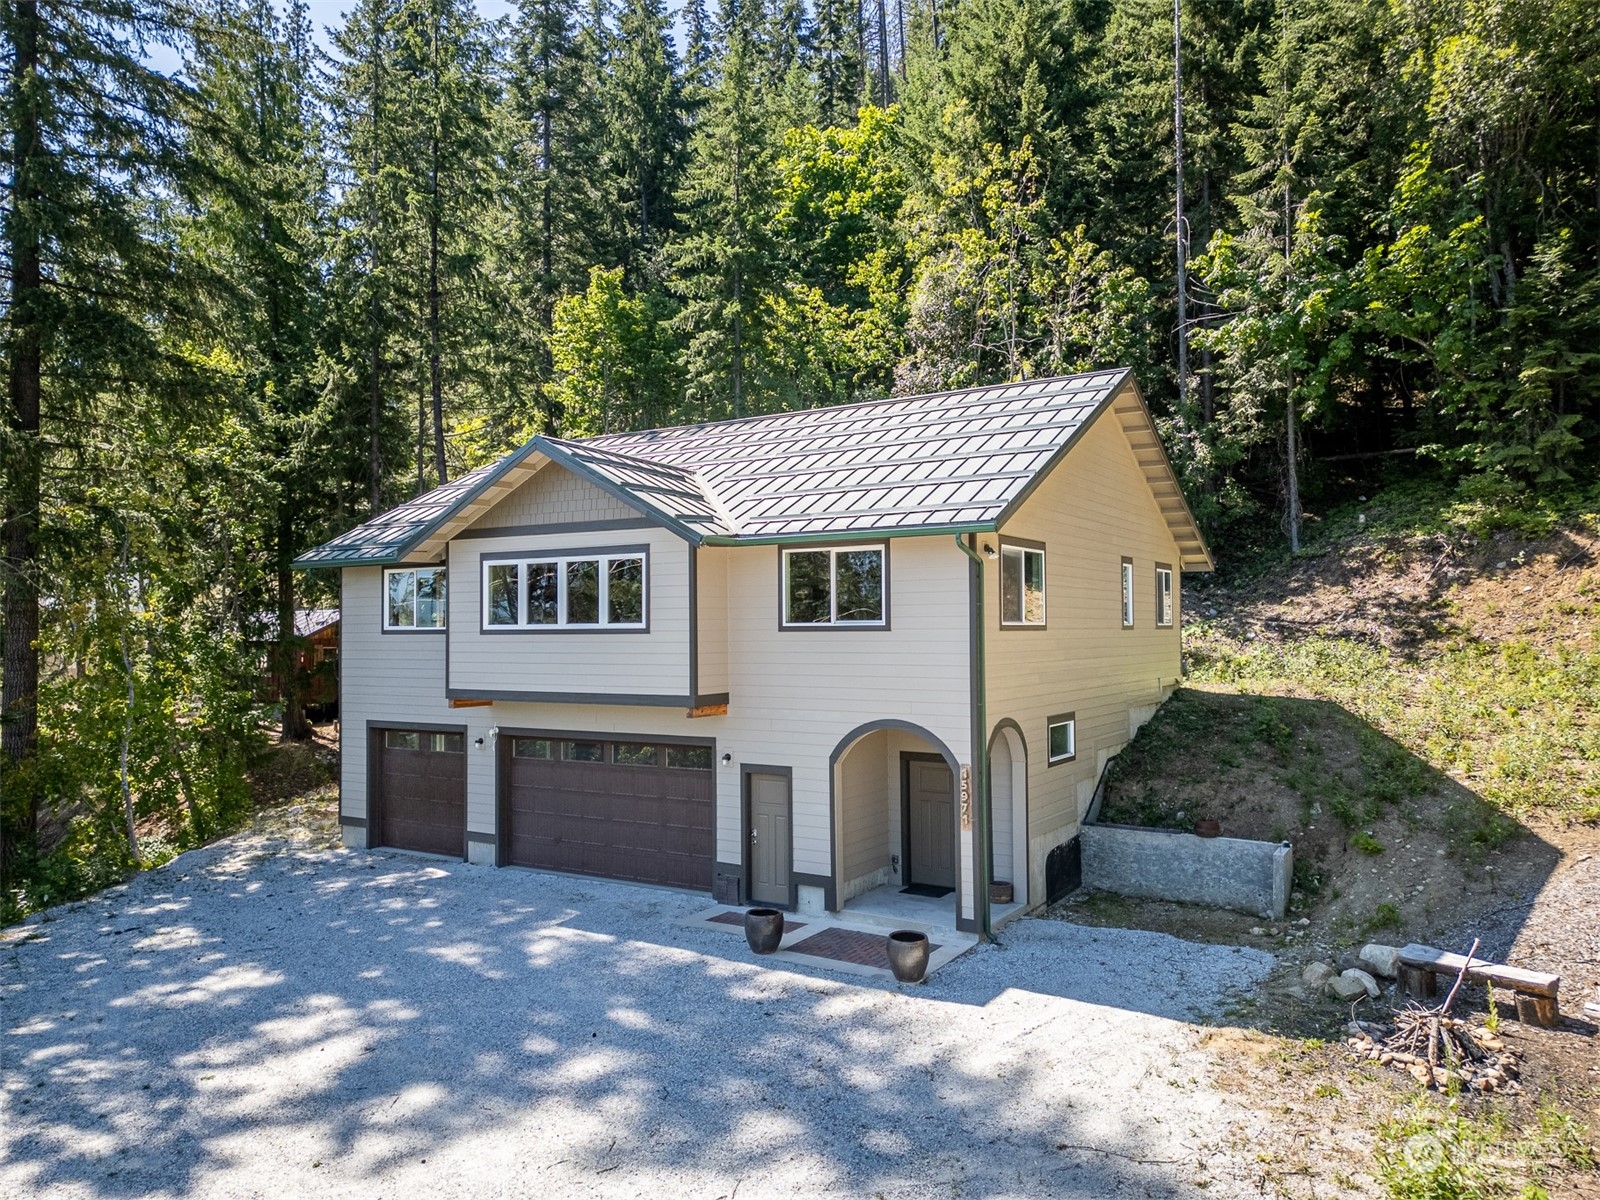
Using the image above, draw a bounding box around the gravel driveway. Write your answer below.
[2,834,1275,1199]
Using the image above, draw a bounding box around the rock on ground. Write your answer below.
[1358,944,1399,979]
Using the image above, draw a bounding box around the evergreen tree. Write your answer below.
[328,0,408,509]
[392,0,497,490]
[598,0,687,274]
[1,0,203,856]
[496,0,605,433]
[185,0,331,740]
[671,0,779,418]
[808,0,865,126]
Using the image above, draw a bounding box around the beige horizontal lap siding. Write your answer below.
[990,392,1185,903]
[720,535,971,879]
[696,545,729,698]
[341,566,499,836]
[447,528,691,700]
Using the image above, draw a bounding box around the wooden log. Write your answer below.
[1515,993,1559,1029]
[1397,943,1560,998]
[1399,963,1437,1001]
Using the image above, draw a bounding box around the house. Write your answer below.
[295,369,1211,934]
[255,608,340,717]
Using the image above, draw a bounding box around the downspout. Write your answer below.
[956,534,993,941]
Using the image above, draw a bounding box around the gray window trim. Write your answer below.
[478,544,650,634]
[381,565,448,634]
[997,537,1047,630]
[777,542,891,630]
[1046,712,1077,766]
[1155,562,1174,627]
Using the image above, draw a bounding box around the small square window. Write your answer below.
[511,738,552,759]
[1047,715,1076,764]
[1155,566,1173,627]
[429,733,464,754]
[385,567,447,630]
[562,740,605,762]
[1000,544,1046,626]
[1120,559,1135,628]
[385,730,421,751]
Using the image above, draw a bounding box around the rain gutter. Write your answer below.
[955,533,993,942]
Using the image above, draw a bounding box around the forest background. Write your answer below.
[2,0,1597,914]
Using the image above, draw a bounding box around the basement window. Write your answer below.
[384,566,447,630]
[1047,714,1077,765]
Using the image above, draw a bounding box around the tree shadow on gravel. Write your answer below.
[1,844,1268,1200]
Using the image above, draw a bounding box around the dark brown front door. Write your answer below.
[374,728,466,857]
[904,754,955,889]
[503,737,714,891]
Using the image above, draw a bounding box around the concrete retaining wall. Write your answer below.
[1080,824,1293,920]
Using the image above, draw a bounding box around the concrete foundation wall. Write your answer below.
[1081,824,1292,920]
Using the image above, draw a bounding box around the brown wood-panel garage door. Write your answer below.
[374,729,466,857]
[504,737,714,891]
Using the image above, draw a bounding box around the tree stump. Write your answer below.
[1399,963,1437,1001]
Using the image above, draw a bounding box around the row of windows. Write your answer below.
[510,738,713,770]
[382,549,1175,632]
[486,554,646,629]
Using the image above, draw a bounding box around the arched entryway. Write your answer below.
[988,720,1029,912]
[829,720,963,926]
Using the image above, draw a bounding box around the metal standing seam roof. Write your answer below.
[295,369,1213,569]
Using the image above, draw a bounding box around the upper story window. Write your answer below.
[1120,557,1135,628]
[783,545,886,627]
[1155,565,1174,627]
[1000,542,1046,626]
[385,566,447,630]
[484,551,647,630]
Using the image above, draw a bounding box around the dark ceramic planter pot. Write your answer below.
[1193,819,1222,839]
[989,879,1014,905]
[744,908,785,955]
[886,930,931,983]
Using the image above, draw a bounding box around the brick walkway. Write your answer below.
[786,926,941,968]
[707,911,807,935]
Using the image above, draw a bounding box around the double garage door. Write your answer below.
[369,727,714,892]
[502,736,714,891]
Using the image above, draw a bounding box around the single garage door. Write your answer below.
[503,736,714,891]
[374,729,466,857]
